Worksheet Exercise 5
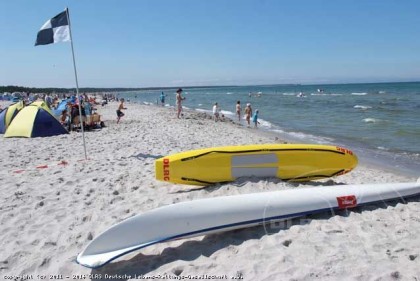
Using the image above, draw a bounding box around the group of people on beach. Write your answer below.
[212,100,259,127]
[59,94,102,131]
[116,88,185,123]
[236,100,259,128]
[115,89,260,128]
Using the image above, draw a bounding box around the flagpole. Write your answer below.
[65,7,88,160]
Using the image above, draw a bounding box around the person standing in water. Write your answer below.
[160,92,166,106]
[244,103,252,127]
[252,109,260,128]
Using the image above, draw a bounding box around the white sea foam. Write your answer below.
[220,110,234,116]
[351,92,368,96]
[354,105,372,110]
[258,118,273,128]
[363,118,380,123]
[195,108,209,113]
[377,146,389,151]
[286,131,334,144]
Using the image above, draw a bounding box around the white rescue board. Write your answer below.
[77,180,420,268]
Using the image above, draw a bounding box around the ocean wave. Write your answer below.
[285,131,335,143]
[377,146,388,150]
[195,108,209,113]
[354,105,372,110]
[220,110,235,116]
[272,129,285,134]
[282,93,296,96]
[363,118,383,123]
[258,118,273,128]
[352,92,368,96]
[311,93,343,96]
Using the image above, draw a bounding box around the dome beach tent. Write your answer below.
[4,104,68,138]
[30,100,53,115]
[0,101,24,134]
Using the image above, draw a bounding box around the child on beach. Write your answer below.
[116,98,127,124]
[60,109,71,131]
[252,109,260,128]
[236,101,241,122]
[160,92,166,106]
[244,103,252,127]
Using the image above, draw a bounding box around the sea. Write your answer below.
[120,82,420,177]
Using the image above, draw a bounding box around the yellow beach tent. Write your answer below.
[30,100,53,115]
[4,104,68,138]
[0,101,24,134]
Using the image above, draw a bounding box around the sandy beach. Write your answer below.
[0,100,419,280]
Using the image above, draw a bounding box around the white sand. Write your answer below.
[0,100,419,280]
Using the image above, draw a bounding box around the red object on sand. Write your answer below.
[58,160,69,166]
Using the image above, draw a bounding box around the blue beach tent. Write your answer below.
[4,104,68,138]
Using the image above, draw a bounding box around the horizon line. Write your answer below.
[2,80,420,92]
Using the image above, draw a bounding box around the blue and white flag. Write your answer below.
[35,9,70,46]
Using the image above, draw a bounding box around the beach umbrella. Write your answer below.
[4,105,68,138]
[0,101,24,134]
[52,99,71,116]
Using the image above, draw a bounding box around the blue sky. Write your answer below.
[1,0,420,88]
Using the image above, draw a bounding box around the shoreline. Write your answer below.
[1,100,419,279]
[166,101,419,179]
[122,84,420,180]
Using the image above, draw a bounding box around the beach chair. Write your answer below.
[91,113,102,128]
[72,115,87,131]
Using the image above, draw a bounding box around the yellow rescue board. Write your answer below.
[155,144,358,186]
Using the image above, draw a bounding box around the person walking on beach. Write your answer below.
[116,98,127,124]
[244,103,252,127]
[176,88,185,118]
[252,109,260,128]
[213,102,220,122]
[236,100,241,122]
